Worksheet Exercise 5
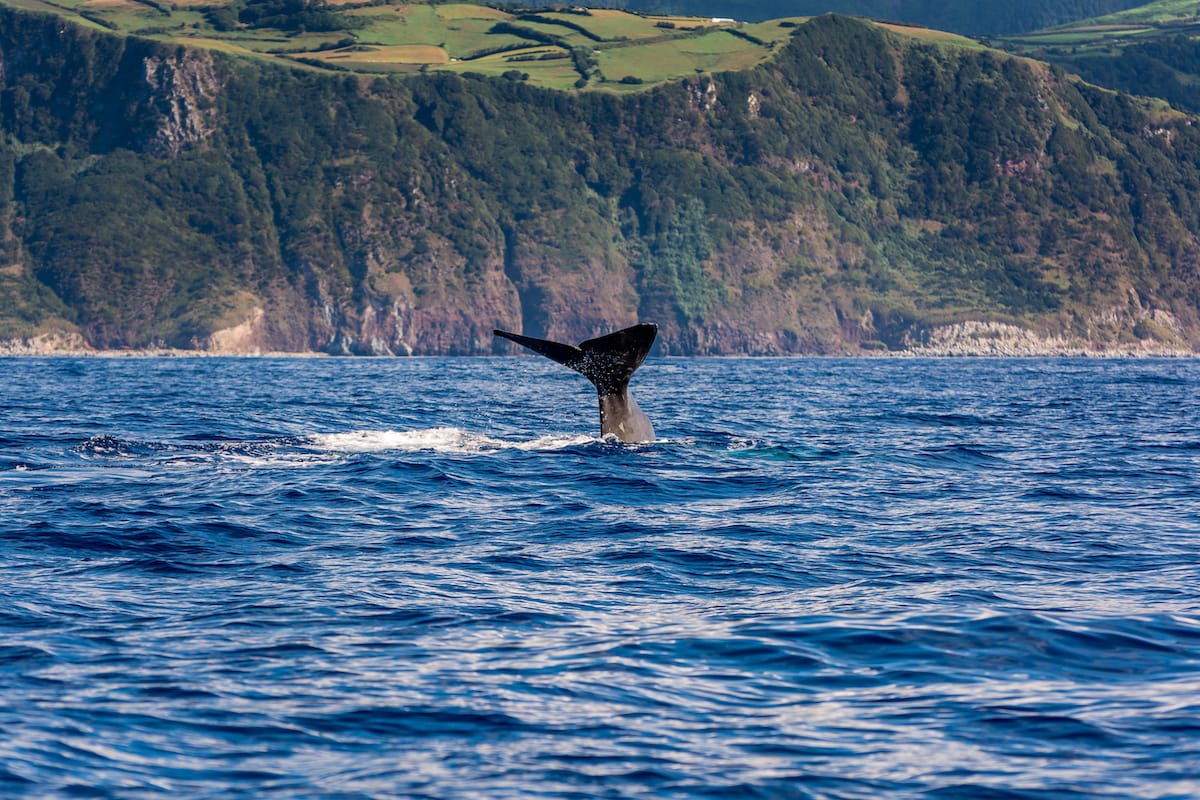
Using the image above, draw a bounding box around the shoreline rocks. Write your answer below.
[4,333,1196,358]
[897,320,1196,358]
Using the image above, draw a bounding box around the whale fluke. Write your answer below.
[494,323,658,443]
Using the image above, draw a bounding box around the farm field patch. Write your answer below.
[0,0,981,91]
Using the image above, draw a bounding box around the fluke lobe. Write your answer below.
[494,323,658,443]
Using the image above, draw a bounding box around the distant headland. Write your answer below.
[1,4,1199,356]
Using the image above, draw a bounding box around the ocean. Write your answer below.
[2,356,1198,798]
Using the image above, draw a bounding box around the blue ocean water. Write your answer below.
[1,356,1199,799]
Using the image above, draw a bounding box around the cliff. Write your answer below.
[1,8,1199,355]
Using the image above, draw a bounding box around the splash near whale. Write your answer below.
[494,324,658,443]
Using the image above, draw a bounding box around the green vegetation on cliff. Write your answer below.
[0,4,1199,353]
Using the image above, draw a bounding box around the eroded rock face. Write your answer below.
[204,306,265,354]
[0,331,90,355]
[900,319,1193,357]
[141,49,223,157]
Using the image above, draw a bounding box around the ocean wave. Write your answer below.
[308,427,601,454]
[5,357,1200,799]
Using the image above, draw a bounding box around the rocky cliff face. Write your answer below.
[1,9,1198,355]
[140,49,223,158]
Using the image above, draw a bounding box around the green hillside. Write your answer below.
[0,5,1199,354]
[521,0,1148,36]
[1001,1,1200,112]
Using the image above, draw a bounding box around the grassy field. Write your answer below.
[1083,0,1200,25]
[874,22,985,48]
[1001,0,1200,53]
[441,47,583,89]
[0,0,981,90]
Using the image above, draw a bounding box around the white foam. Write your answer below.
[223,453,339,469]
[308,427,596,455]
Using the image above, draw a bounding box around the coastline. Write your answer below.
[3,345,1195,359]
[3,322,1196,358]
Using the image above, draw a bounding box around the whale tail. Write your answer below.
[495,323,658,442]
[493,323,657,396]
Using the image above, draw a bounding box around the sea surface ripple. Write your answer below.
[2,356,1199,798]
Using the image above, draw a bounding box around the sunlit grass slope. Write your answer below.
[0,0,981,90]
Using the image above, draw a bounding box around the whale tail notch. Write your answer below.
[493,323,657,397]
